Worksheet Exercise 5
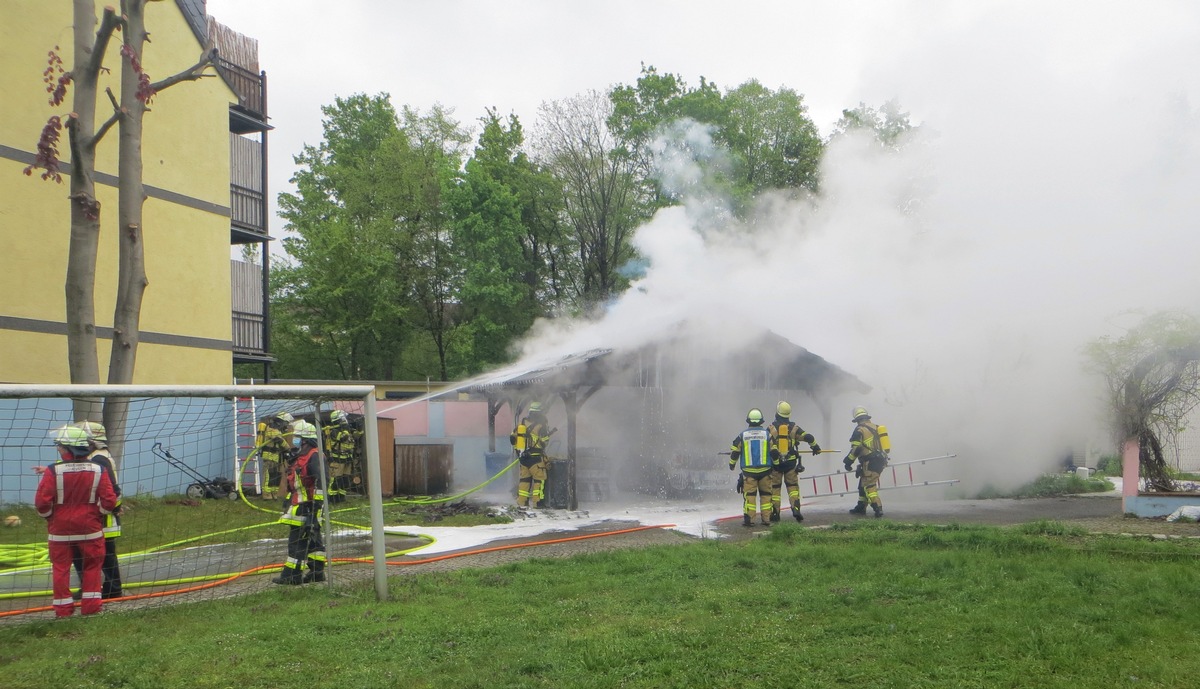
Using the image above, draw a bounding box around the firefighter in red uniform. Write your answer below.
[35,425,118,617]
[273,420,328,585]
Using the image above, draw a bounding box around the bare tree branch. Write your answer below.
[148,47,217,93]
[89,87,122,148]
[86,6,123,80]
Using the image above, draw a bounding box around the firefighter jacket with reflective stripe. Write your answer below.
[35,459,118,541]
[325,425,355,462]
[768,418,816,457]
[87,449,123,538]
[730,426,772,473]
[257,423,290,463]
[282,445,327,525]
[848,421,888,464]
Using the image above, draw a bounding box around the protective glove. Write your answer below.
[811,444,822,456]
[855,465,863,478]
[769,448,781,461]
[797,463,806,474]
[843,456,854,472]
[735,475,744,493]
[520,450,532,462]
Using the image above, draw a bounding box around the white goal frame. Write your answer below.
[0,383,390,601]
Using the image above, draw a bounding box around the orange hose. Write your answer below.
[1,523,677,619]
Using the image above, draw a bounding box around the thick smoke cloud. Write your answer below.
[514,2,1200,492]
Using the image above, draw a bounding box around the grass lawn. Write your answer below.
[1,520,1198,688]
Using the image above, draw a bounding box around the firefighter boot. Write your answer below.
[272,566,304,585]
[849,502,868,515]
[743,514,753,527]
[873,505,884,519]
[769,508,780,523]
[302,560,326,583]
[794,510,804,523]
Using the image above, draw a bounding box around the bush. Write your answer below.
[1095,454,1122,476]
[973,473,1114,499]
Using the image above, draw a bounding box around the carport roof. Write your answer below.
[460,330,869,397]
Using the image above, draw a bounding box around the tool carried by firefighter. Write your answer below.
[152,442,240,500]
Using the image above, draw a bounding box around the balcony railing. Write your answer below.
[216,57,266,120]
[230,183,265,235]
[230,133,265,237]
[231,259,266,355]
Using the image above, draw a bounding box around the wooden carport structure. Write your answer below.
[458,330,870,510]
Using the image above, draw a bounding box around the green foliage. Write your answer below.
[4,527,1200,688]
[1094,454,1123,476]
[274,93,419,379]
[974,473,1115,499]
[444,110,565,375]
[831,100,917,149]
[608,65,825,213]
[720,79,823,198]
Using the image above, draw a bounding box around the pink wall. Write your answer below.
[382,401,428,436]
[376,400,494,437]
[444,401,491,436]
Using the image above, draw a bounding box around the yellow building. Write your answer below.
[0,0,271,385]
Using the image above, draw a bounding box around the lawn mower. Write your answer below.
[151,442,240,500]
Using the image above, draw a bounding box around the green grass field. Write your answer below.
[2,520,1198,689]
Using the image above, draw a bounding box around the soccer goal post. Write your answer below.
[0,383,389,612]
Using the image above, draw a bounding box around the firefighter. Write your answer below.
[75,420,124,599]
[35,426,118,617]
[843,406,890,518]
[273,420,328,585]
[324,410,355,504]
[255,411,293,500]
[730,408,775,527]
[510,402,553,509]
[767,402,822,523]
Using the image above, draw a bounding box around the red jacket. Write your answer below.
[35,459,118,541]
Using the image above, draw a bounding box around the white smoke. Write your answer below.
[510,2,1200,492]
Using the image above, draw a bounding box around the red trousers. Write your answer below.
[50,537,104,617]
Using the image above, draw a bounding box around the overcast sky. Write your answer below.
[205,0,1200,234]
[204,0,1200,478]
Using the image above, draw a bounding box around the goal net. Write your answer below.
[0,384,389,621]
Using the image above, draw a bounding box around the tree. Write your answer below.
[829,100,925,218]
[608,66,824,214]
[535,91,642,310]
[445,109,565,374]
[1085,312,1200,491]
[608,64,725,208]
[26,1,214,462]
[831,100,917,150]
[720,80,822,198]
[275,94,414,379]
[399,105,470,381]
[104,0,215,459]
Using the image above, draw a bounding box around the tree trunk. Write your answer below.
[64,0,113,421]
[104,0,152,464]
